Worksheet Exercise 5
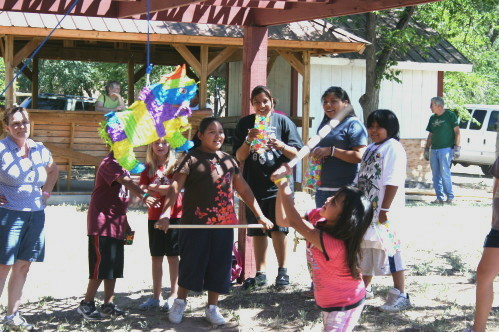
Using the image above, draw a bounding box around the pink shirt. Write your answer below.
[306,209,366,309]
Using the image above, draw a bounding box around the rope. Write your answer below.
[0,0,81,99]
[145,0,153,86]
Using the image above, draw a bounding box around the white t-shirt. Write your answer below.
[355,138,407,249]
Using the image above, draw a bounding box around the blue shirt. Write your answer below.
[317,116,367,189]
[0,136,53,211]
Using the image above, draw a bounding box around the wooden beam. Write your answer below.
[199,45,208,109]
[16,62,32,81]
[133,65,147,84]
[207,46,237,76]
[43,143,103,167]
[266,52,278,77]
[4,35,14,108]
[301,51,311,179]
[203,0,286,9]
[277,49,304,76]
[173,44,201,74]
[32,57,39,108]
[128,58,135,104]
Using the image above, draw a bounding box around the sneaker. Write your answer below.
[365,287,374,299]
[138,297,160,311]
[204,305,226,326]
[275,268,290,287]
[77,300,104,321]
[168,299,187,324]
[430,199,444,205]
[445,198,454,205]
[379,288,411,312]
[2,312,34,331]
[162,297,175,312]
[242,273,267,290]
[100,302,127,318]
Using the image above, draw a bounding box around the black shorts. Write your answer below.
[246,197,288,237]
[178,228,233,294]
[148,218,180,256]
[484,228,499,248]
[88,235,124,280]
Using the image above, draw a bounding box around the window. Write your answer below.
[487,111,498,132]
[470,110,486,130]
[459,109,472,129]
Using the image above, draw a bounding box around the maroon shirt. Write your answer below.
[87,153,130,239]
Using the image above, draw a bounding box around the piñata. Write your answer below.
[99,65,197,173]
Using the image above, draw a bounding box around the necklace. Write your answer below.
[208,155,221,175]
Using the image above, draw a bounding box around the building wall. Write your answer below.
[400,139,432,182]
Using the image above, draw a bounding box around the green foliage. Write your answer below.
[417,0,499,105]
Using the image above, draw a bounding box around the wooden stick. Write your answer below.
[156,224,264,229]
[288,104,353,168]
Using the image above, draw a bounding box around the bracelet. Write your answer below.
[330,146,336,157]
[245,137,251,145]
[42,191,51,197]
[379,207,390,212]
[142,192,150,200]
[274,177,288,185]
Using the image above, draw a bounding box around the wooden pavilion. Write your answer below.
[0,0,443,280]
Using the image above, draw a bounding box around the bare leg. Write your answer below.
[473,247,499,332]
[0,264,12,298]
[151,256,164,300]
[252,236,268,272]
[7,260,31,315]
[84,279,103,302]
[103,279,117,304]
[392,270,405,293]
[271,231,287,268]
[363,275,373,289]
[207,291,220,306]
[166,256,179,298]
[177,286,188,300]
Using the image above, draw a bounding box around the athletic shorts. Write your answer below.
[148,218,180,256]
[178,228,233,294]
[88,235,124,280]
[246,197,288,237]
[0,208,45,265]
[484,228,499,248]
[360,248,406,276]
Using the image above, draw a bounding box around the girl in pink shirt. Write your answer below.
[272,164,373,332]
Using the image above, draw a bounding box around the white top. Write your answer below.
[355,138,407,249]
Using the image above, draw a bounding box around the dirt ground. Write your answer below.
[2,167,498,331]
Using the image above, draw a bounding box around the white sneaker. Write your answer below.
[162,297,175,312]
[379,288,411,312]
[168,299,187,324]
[365,287,374,299]
[205,304,225,326]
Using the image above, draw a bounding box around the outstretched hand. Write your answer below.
[270,164,292,183]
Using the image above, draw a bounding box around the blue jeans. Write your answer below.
[429,147,454,201]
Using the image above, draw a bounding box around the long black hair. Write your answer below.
[318,86,356,130]
[366,109,400,141]
[317,186,373,279]
[191,117,223,149]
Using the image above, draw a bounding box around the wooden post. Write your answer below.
[199,45,209,109]
[301,51,311,174]
[128,59,135,105]
[32,57,39,108]
[239,26,268,282]
[4,36,14,108]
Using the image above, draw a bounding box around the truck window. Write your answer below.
[459,109,472,129]
[487,111,498,132]
[469,109,486,130]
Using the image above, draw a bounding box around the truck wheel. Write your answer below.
[481,165,491,176]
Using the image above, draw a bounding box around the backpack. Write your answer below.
[231,241,243,283]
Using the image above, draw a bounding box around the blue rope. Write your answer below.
[1,0,81,99]
[145,0,153,86]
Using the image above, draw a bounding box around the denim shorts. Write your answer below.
[0,208,45,265]
[484,229,499,248]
